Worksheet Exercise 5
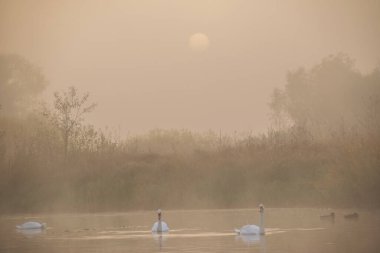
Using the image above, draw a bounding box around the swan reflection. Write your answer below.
[16,228,45,238]
[152,232,168,250]
[236,234,267,253]
[236,234,261,245]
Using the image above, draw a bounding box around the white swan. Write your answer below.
[16,221,46,230]
[151,209,169,232]
[235,204,265,235]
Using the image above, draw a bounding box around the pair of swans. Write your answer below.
[152,204,265,235]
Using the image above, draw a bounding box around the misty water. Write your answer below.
[1,208,379,253]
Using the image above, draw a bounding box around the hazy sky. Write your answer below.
[1,0,379,135]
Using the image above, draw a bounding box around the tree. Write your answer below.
[49,87,96,158]
[0,54,47,115]
[269,88,288,132]
[269,54,380,139]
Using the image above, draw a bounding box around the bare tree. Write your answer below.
[269,87,288,132]
[50,86,96,158]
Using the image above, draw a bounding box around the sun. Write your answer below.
[189,33,210,52]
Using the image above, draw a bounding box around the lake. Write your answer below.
[1,208,379,252]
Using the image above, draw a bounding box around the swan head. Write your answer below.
[157,209,162,220]
[259,204,264,213]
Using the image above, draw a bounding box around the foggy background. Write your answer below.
[0,1,380,213]
[1,0,379,135]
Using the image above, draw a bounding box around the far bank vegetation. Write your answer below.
[0,54,379,213]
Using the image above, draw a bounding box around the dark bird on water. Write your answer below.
[344,212,359,220]
[320,212,335,221]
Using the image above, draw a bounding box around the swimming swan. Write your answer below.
[235,204,265,235]
[152,209,169,232]
[16,221,46,230]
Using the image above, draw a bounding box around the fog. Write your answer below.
[1,0,379,135]
[1,1,380,214]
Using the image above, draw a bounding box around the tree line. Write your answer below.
[0,53,379,213]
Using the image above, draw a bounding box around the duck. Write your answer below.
[344,212,359,220]
[320,212,335,221]
[151,209,169,233]
[16,221,46,230]
[235,204,265,235]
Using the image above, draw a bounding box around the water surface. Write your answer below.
[1,208,379,252]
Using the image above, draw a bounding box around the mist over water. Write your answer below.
[1,209,380,253]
